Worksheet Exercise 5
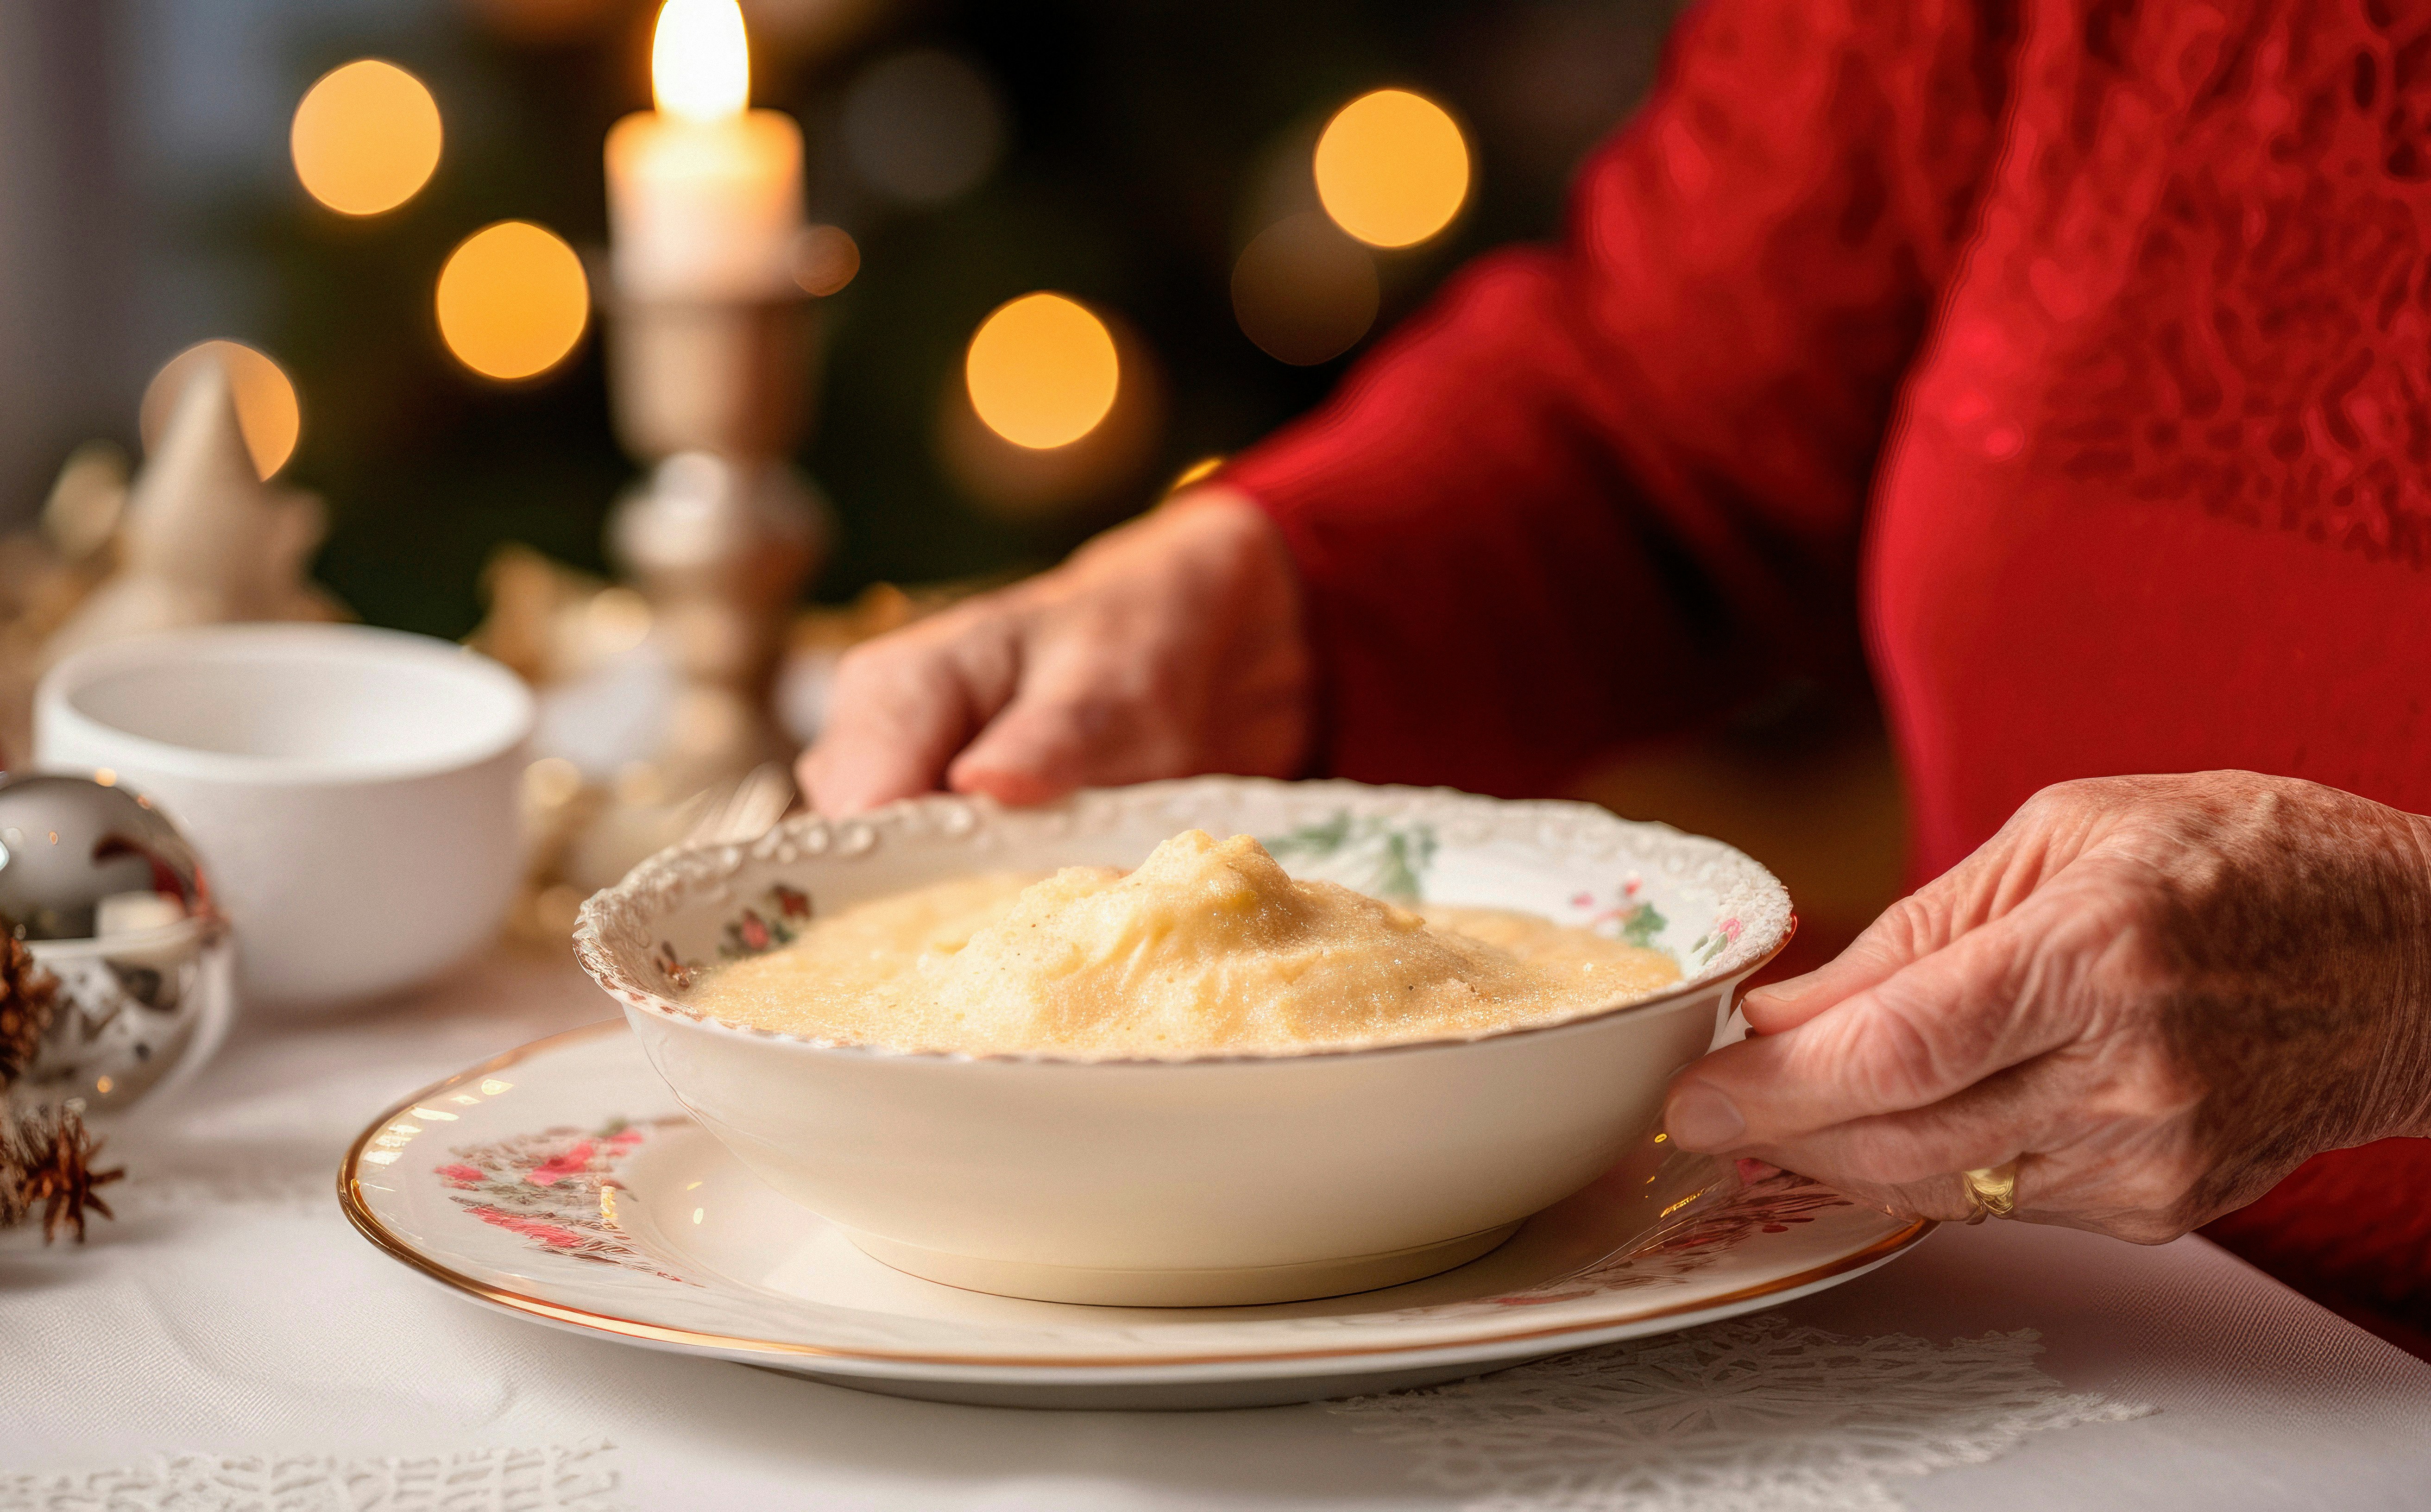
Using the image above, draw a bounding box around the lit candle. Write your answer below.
[605,0,804,301]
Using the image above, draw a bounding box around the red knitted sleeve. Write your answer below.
[1222,0,2012,794]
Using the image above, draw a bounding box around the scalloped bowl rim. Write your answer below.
[573,779,1794,1067]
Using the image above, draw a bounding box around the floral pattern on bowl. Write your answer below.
[717,883,812,961]
[582,778,1792,1051]
[1260,812,1439,902]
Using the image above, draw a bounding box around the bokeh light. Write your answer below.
[1232,212,1379,365]
[842,50,1005,206]
[942,311,1165,519]
[964,293,1121,449]
[435,221,592,381]
[139,340,302,479]
[290,59,443,217]
[792,224,861,296]
[1313,88,1470,248]
[653,0,751,123]
[1165,455,1225,496]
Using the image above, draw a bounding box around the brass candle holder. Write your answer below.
[603,234,849,795]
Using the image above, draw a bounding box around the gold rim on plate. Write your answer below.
[339,1019,1931,1372]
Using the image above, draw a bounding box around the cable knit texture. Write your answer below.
[1226,0,2431,1351]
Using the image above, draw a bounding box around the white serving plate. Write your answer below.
[341,1022,1930,1410]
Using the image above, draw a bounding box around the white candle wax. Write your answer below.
[606,108,803,302]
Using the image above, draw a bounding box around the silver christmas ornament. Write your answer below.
[0,772,235,1118]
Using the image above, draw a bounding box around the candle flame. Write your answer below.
[652,0,750,123]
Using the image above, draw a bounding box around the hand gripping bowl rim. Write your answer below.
[572,777,1794,1067]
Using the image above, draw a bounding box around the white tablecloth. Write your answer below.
[6,947,2429,1511]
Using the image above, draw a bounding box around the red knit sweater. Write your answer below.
[1227,0,2431,1348]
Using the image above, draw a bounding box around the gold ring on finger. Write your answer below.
[1959,1160,2021,1224]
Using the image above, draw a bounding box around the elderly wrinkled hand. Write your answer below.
[1662,772,2431,1241]
[797,489,1310,816]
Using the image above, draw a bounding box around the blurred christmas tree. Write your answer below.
[158,0,1682,637]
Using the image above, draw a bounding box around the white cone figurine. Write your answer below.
[43,359,340,664]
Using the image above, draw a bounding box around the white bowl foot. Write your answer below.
[847,1222,1525,1307]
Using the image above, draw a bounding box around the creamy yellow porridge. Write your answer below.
[686,829,1681,1058]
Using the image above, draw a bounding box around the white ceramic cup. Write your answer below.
[35,624,535,1010]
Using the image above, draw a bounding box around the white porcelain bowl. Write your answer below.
[35,624,535,1010]
[574,779,1791,1306]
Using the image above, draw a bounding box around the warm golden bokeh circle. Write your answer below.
[290,59,443,216]
[139,340,302,479]
[435,221,592,380]
[964,293,1121,450]
[1313,88,1470,248]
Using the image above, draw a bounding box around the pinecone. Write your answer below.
[0,1105,122,1242]
[0,935,57,1089]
